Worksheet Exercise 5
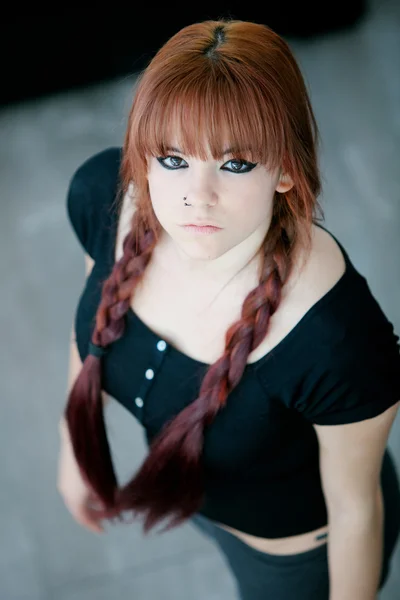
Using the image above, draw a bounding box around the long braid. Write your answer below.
[94,226,157,346]
[66,213,158,515]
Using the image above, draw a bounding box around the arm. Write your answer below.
[59,252,110,437]
[327,488,384,600]
[313,400,399,600]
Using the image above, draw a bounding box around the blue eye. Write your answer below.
[156,156,257,173]
[223,159,257,173]
[157,156,187,170]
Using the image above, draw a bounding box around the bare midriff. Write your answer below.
[213,520,329,555]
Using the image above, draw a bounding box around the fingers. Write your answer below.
[59,492,105,534]
[73,506,105,534]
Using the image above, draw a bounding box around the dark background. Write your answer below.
[2,2,368,107]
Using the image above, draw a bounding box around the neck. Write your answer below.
[158,228,267,285]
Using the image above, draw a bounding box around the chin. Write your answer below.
[182,247,224,261]
[176,239,228,261]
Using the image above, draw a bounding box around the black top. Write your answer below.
[66,147,400,538]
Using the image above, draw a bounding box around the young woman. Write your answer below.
[58,19,400,599]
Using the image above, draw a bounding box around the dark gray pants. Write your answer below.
[190,449,400,599]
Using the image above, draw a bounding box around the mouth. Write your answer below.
[181,225,223,234]
[181,222,221,227]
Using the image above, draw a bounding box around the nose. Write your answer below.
[188,196,217,207]
[185,183,218,207]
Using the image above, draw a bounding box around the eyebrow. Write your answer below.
[165,146,246,156]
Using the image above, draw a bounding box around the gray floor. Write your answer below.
[1,2,399,599]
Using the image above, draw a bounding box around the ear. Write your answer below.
[275,171,294,193]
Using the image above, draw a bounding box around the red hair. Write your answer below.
[65,19,323,534]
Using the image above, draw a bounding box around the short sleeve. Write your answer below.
[66,147,122,260]
[66,167,96,258]
[295,319,400,425]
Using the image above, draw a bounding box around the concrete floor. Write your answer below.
[1,2,399,598]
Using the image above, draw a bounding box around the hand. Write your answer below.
[57,421,105,534]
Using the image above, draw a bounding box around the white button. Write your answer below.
[157,340,167,351]
[145,369,154,380]
[135,397,144,408]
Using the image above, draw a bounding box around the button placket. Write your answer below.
[134,339,169,416]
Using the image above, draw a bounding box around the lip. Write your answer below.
[181,225,223,234]
[181,222,221,227]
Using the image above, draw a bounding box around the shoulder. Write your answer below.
[69,147,122,193]
[296,224,347,306]
[67,147,122,213]
[292,229,400,424]
[66,147,122,260]
[295,224,399,348]
[272,223,347,342]
[257,224,400,424]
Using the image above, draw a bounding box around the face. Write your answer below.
[146,141,293,277]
